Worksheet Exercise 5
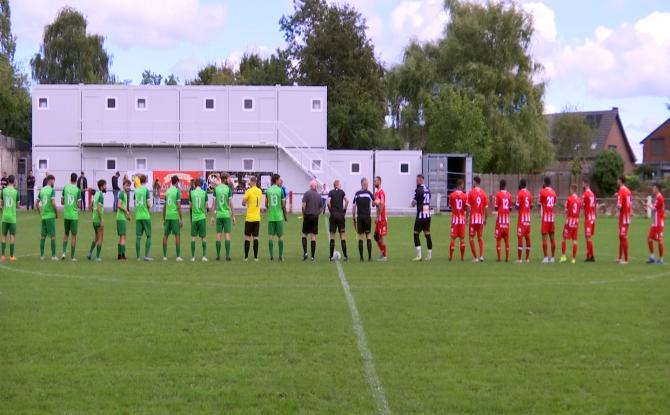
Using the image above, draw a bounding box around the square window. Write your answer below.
[38,97,49,109]
[400,163,409,174]
[243,98,254,111]
[243,159,254,171]
[135,158,147,170]
[204,159,215,170]
[204,98,215,111]
[311,160,322,172]
[136,97,147,110]
[106,159,117,170]
[608,144,617,150]
[311,99,322,112]
[106,97,117,109]
[350,162,360,174]
[38,159,48,170]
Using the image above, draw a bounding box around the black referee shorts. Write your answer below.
[356,216,372,235]
[414,218,431,233]
[244,221,260,237]
[302,214,319,235]
[329,214,345,233]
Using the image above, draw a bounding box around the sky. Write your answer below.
[9,0,670,161]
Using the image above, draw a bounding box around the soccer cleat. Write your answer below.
[378,256,388,262]
[426,253,432,262]
[176,257,183,262]
[226,257,232,262]
[559,256,567,263]
[472,258,479,263]
[571,258,576,264]
[479,256,485,262]
[542,257,550,264]
[51,256,59,261]
[549,257,555,263]
[9,256,16,262]
[526,259,531,263]
[278,256,284,262]
[516,259,523,264]
[0,256,5,262]
[163,257,168,261]
[40,256,45,261]
[61,253,66,260]
[310,257,315,262]
[71,257,77,262]
[646,257,656,264]
[657,258,664,264]
[254,258,259,262]
[303,253,308,261]
[202,257,208,262]
[413,256,422,262]
[95,257,102,262]
[619,260,628,265]
[244,257,249,262]
[191,257,196,262]
[143,257,154,262]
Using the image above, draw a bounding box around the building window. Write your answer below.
[135,158,147,170]
[400,162,410,174]
[243,159,254,171]
[350,162,360,174]
[651,138,665,156]
[38,97,49,110]
[204,158,215,171]
[243,98,254,111]
[136,97,147,110]
[106,97,117,110]
[204,98,215,111]
[105,158,117,170]
[38,159,49,170]
[311,99,322,112]
[608,144,617,150]
[311,160,322,172]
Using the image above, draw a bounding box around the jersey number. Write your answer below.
[502,198,510,210]
[67,195,75,205]
[4,197,12,208]
[546,196,555,208]
[270,194,278,206]
[455,199,463,210]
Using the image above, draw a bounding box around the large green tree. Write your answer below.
[280,0,385,149]
[550,109,596,178]
[140,70,162,85]
[237,52,291,86]
[591,149,624,196]
[188,62,236,85]
[31,7,111,84]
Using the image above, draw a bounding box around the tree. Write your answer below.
[31,7,111,84]
[237,51,291,85]
[591,149,624,196]
[0,0,16,63]
[550,110,595,179]
[164,74,179,86]
[188,62,236,85]
[140,70,162,85]
[280,0,386,149]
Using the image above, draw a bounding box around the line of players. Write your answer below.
[0,171,665,264]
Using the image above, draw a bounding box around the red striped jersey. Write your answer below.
[565,193,581,227]
[582,188,596,222]
[495,190,513,226]
[617,186,632,225]
[516,188,532,224]
[449,190,467,225]
[467,187,488,225]
[374,188,387,222]
[653,193,664,227]
[539,187,557,223]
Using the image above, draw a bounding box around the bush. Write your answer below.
[625,175,641,191]
[591,149,624,196]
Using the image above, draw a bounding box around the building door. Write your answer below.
[17,157,27,205]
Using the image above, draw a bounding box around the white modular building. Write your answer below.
[32,85,468,212]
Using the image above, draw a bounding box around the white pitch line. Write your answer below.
[324,217,390,415]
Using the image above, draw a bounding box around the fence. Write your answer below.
[476,173,578,199]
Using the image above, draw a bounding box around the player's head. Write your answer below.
[322,182,327,190]
[570,183,577,194]
[80,171,85,176]
[309,179,318,191]
[271,174,280,185]
[277,177,283,187]
[455,178,464,190]
[194,178,202,187]
[361,177,368,189]
[416,174,424,186]
[222,172,230,184]
[97,179,107,192]
[473,176,481,187]
[7,175,15,185]
[46,174,55,185]
[333,179,340,189]
[543,176,551,187]
[617,175,626,186]
[140,174,147,184]
[249,176,258,186]
[582,178,590,190]
[70,172,77,183]
[171,175,179,186]
[519,178,527,190]
[653,182,661,194]
[123,179,131,190]
[374,176,382,189]
[499,179,506,190]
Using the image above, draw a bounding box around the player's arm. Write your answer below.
[97,199,103,225]
[281,197,287,222]
[146,189,152,211]
[51,194,58,219]
[265,194,269,209]
[162,195,167,223]
[343,195,349,213]
[301,196,307,215]
[242,192,248,207]
[352,200,357,224]
[229,195,236,225]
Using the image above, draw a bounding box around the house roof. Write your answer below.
[545,107,636,163]
[640,117,670,144]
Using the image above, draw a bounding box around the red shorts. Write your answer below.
[517,223,531,238]
[541,221,555,235]
[451,223,465,239]
[375,220,387,237]
[563,225,578,240]
[584,220,595,238]
[495,224,509,239]
[469,223,484,238]
[648,226,664,241]
[619,224,629,238]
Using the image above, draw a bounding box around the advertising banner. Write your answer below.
[206,171,273,194]
[153,171,202,200]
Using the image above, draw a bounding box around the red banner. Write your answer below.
[153,171,202,200]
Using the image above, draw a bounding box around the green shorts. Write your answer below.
[164,219,181,236]
[191,219,207,238]
[268,220,284,237]
[136,219,152,237]
[93,222,103,233]
[216,217,232,234]
[2,222,16,236]
[117,220,127,236]
[64,219,79,236]
[41,218,56,238]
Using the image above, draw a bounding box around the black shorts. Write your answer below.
[357,216,372,234]
[302,214,319,235]
[329,214,345,233]
[414,218,431,233]
[244,221,260,237]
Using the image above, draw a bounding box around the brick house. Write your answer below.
[546,107,637,175]
[640,117,670,177]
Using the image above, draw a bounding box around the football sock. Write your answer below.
[95,244,101,258]
[89,241,96,255]
[145,236,151,257]
[253,239,258,258]
[449,240,455,260]
[40,238,45,257]
[175,242,180,257]
[659,241,664,258]
[542,240,548,257]
[1,242,5,255]
[505,239,509,261]
[330,239,335,258]
[478,237,484,258]
[358,240,364,260]
[586,239,593,258]
[623,238,629,261]
[202,241,207,257]
[469,239,477,258]
[244,240,250,259]
[269,240,274,259]
[562,240,567,255]
[62,240,68,255]
[413,233,420,247]
[416,245,422,258]
[302,237,307,255]
[50,239,56,256]
[119,244,123,257]
[517,243,522,261]
[310,240,316,258]
[572,241,577,259]
[367,239,372,259]
[340,240,347,258]
[649,240,654,254]
[225,240,231,258]
[216,241,222,258]
[460,242,465,260]
[551,239,556,257]
[380,241,387,257]
[426,235,432,250]
[191,241,196,257]
[136,238,141,258]
[9,243,14,257]
[278,240,284,258]
[163,242,168,257]
[496,240,501,261]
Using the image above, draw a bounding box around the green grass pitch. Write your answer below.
[1,211,669,414]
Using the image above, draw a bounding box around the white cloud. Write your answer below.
[12,0,226,48]
[522,2,556,43]
[391,0,447,43]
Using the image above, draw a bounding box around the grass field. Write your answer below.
[1,210,669,414]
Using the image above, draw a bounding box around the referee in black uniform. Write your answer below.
[328,179,349,260]
[352,177,374,261]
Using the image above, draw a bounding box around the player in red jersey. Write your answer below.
[373,176,388,261]
[646,183,664,264]
[494,179,513,262]
[617,175,632,264]
[538,176,557,263]
[449,179,468,261]
[582,180,597,262]
[467,176,488,262]
[516,179,533,263]
[560,184,581,264]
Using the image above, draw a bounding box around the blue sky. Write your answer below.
[10,0,670,160]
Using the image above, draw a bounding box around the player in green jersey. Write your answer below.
[116,179,132,260]
[61,173,82,260]
[37,174,58,260]
[162,175,183,261]
[1,175,19,262]
[190,178,208,261]
[134,174,153,261]
[209,173,235,261]
[87,180,106,262]
[265,174,287,261]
